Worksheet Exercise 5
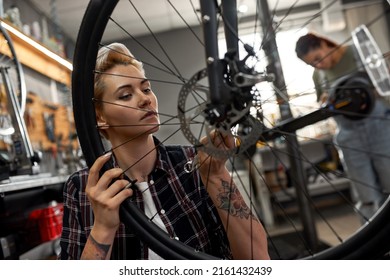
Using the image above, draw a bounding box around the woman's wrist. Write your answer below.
[90,223,117,244]
[81,225,117,260]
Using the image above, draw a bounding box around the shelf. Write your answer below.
[0,172,69,193]
[273,177,351,203]
[0,20,72,87]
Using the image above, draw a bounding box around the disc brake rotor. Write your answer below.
[178,68,263,158]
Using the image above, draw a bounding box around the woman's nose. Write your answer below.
[138,94,151,107]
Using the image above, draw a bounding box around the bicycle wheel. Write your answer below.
[72,0,390,259]
[0,21,27,136]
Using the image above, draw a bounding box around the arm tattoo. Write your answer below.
[88,234,111,259]
[216,179,255,220]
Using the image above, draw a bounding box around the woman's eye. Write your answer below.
[119,93,132,100]
[143,88,152,93]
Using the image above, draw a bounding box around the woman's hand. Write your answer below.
[86,152,133,232]
[197,130,270,259]
[197,130,235,176]
[81,153,133,259]
[319,92,330,105]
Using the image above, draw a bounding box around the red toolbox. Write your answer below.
[28,201,63,242]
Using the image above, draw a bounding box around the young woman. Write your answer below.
[296,33,390,222]
[59,42,269,260]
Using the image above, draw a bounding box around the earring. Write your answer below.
[97,121,107,128]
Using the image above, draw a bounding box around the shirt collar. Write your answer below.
[152,136,170,175]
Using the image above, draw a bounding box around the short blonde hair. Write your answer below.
[94,43,144,109]
[94,43,144,139]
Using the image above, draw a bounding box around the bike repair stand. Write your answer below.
[0,66,40,177]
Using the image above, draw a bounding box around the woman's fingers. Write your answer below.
[84,152,134,233]
[87,152,113,187]
[202,130,235,151]
[109,181,134,205]
[87,152,133,199]
[95,168,124,191]
[219,131,235,149]
[104,178,133,198]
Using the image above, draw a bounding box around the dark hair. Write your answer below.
[295,33,338,59]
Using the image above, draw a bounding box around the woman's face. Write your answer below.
[301,41,334,70]
[97,64,160,141]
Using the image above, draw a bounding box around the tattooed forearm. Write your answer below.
[216,179,255,220]
[83,234,111,260]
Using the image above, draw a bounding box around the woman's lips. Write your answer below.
[140,110,157,120]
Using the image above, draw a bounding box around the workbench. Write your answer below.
[0,172,68,193]
[0,172,68,259]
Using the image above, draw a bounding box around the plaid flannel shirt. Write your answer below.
[58,139,232,259]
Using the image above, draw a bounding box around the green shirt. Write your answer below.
[312,45,361,101]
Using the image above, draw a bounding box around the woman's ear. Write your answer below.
[96,111,108,130]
